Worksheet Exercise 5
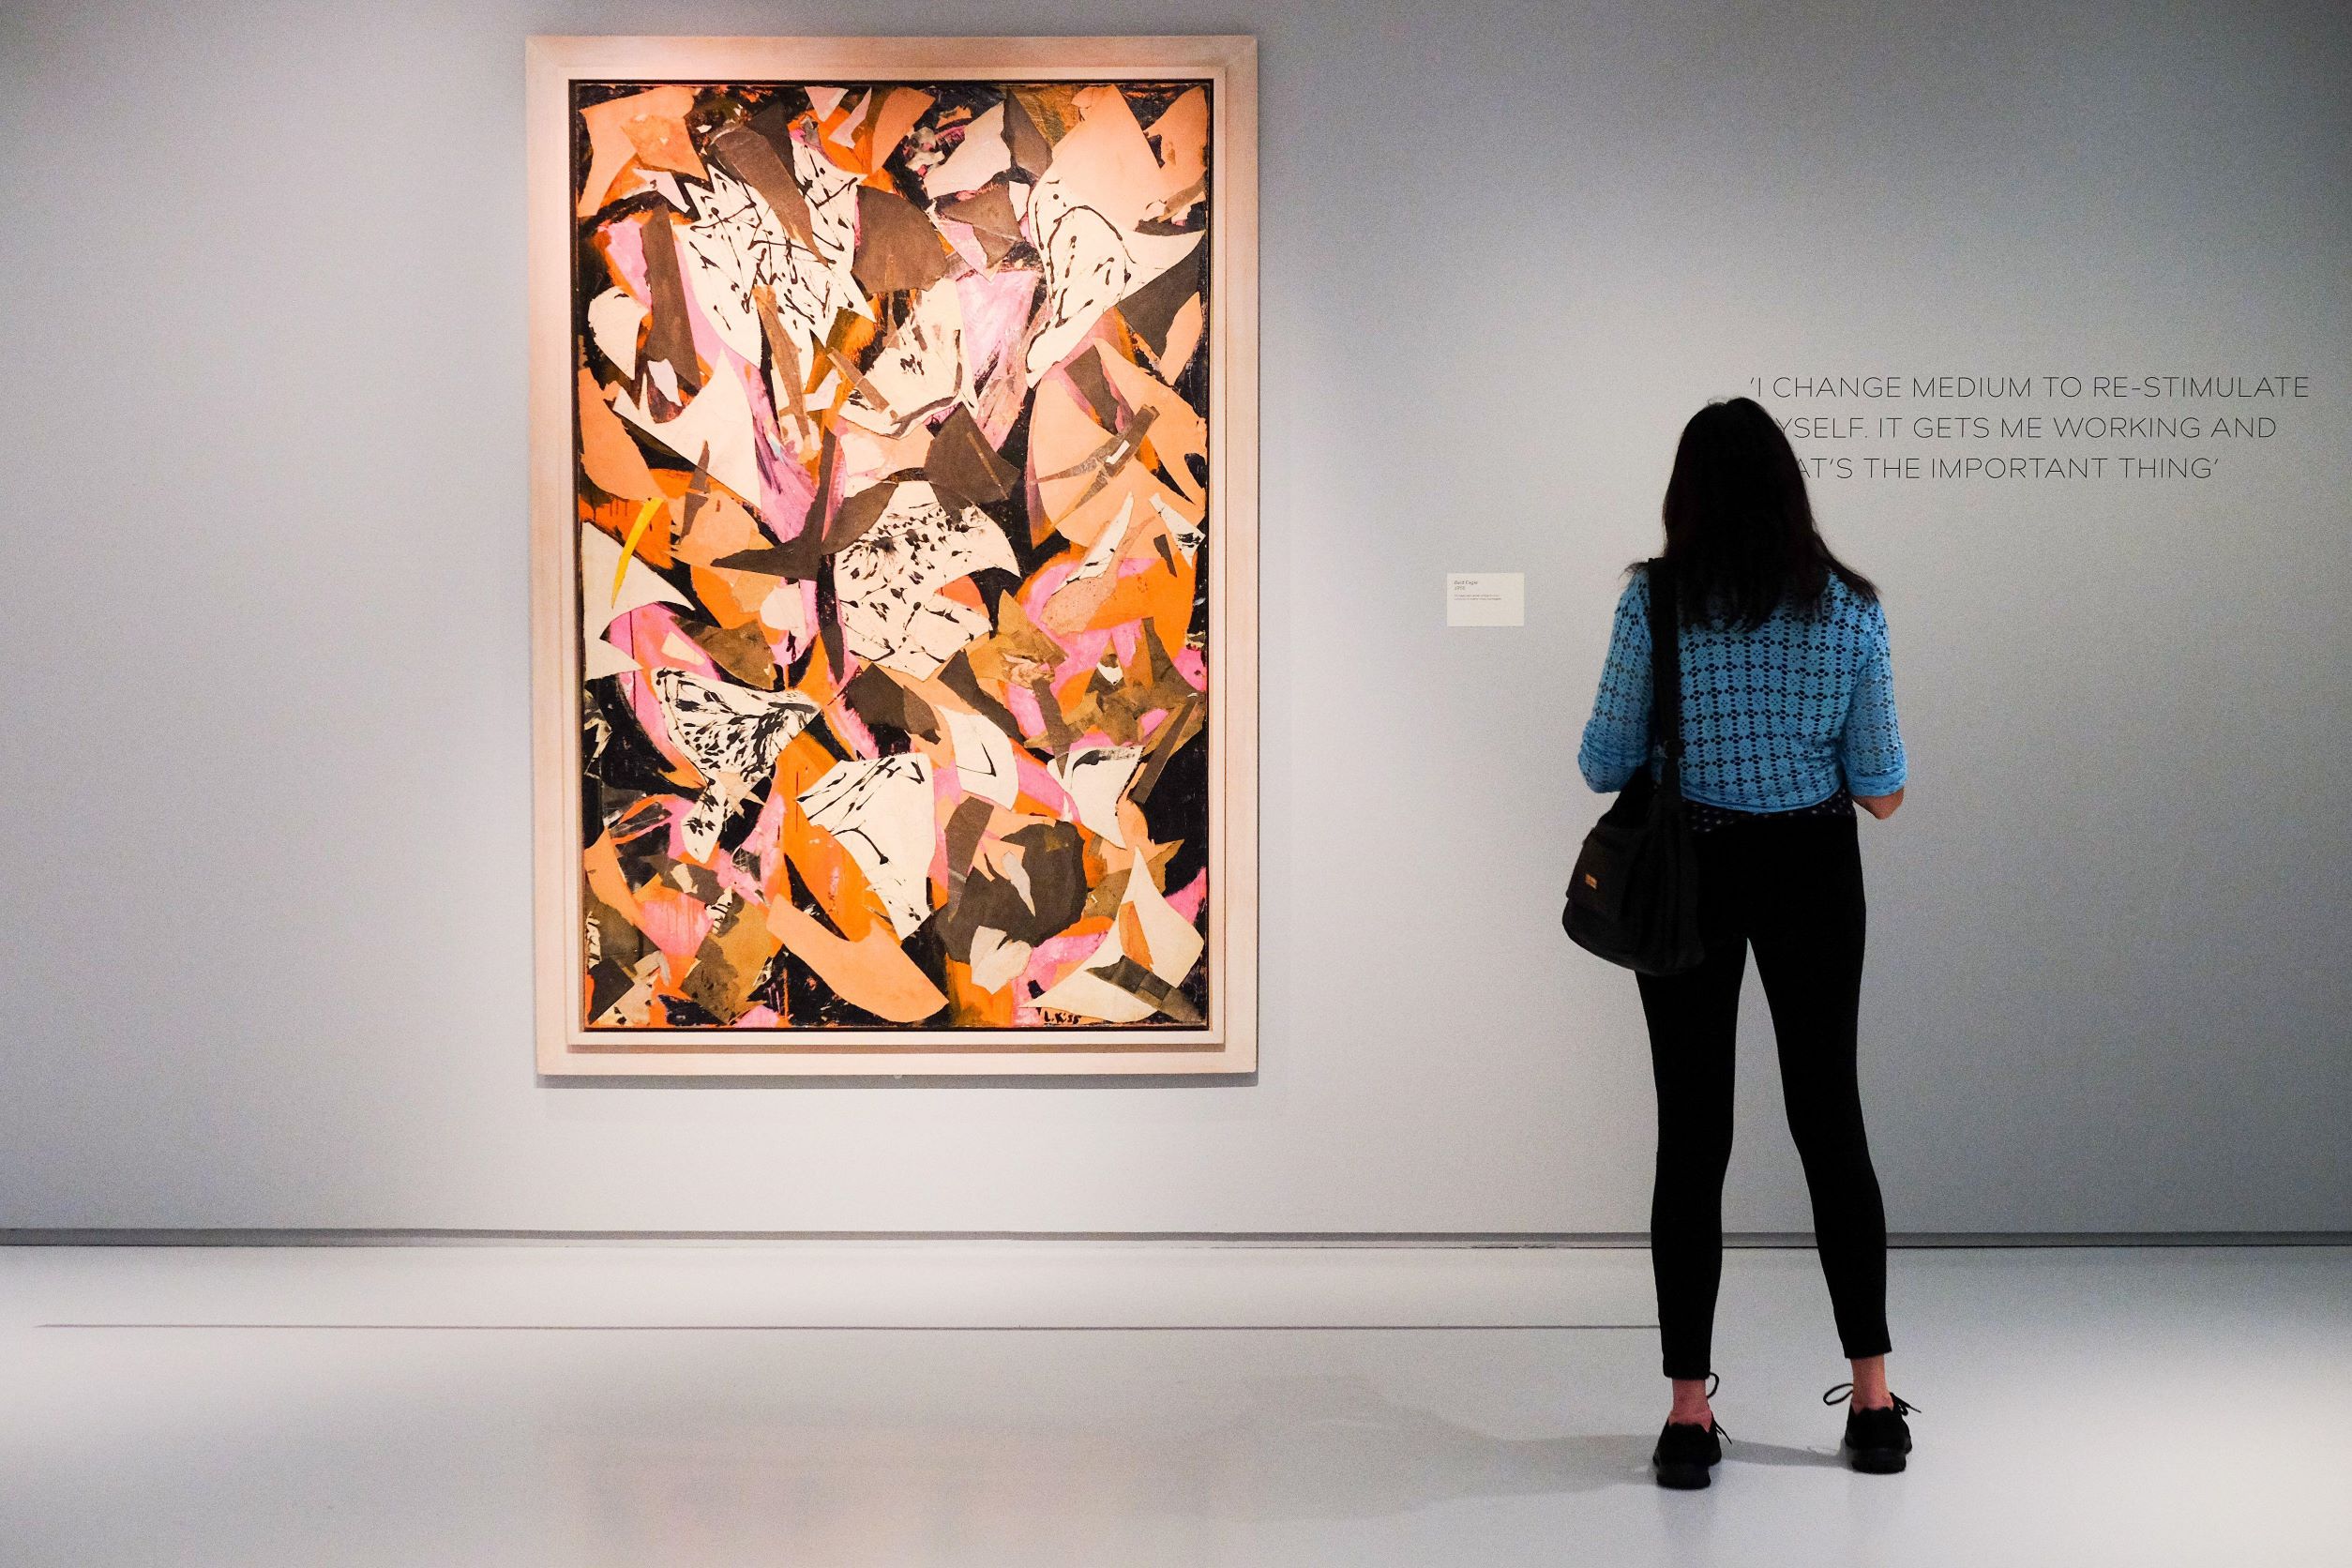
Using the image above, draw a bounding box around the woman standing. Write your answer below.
[1577,397,1918,1488]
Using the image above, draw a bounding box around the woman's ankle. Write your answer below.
[1667,1376,1714,1425]
[1848,1355,1892,1410]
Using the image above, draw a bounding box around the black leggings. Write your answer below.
[1636,812,1892,1380]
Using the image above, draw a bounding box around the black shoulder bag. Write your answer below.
[1562,560,1706,974]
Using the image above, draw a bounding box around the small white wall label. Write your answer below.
[1446,572,1525,626]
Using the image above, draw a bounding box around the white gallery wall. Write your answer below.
[2,0,2345,1233]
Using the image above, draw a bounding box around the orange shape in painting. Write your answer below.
[764,901,947,1023]
[1091,344,1207,501]
[942,958,1017,1026]
[580,496,676,570]
[578,86,706,216]
[674,490,777,626]
[1143,88,1209,215]
[578,370,662,502]
[1087,553,1197,652]
[769,731,891,943]
[582,831,646,928]
[780,815,884,943]
[866,87,936,177]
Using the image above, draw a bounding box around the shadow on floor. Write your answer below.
[544,1370,1848,1551]
[1165,1376,1845,1514]
[14,1332,1852,1565]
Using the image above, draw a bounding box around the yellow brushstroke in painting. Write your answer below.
[611,496,666,596]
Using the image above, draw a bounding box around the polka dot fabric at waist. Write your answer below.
[1683,786,1856,834]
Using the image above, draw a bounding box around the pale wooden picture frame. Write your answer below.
[527,36,1257,1076]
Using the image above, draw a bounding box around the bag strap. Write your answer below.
[1647,558,1685,790]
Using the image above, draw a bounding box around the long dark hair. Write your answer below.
[1651,397,1877,628]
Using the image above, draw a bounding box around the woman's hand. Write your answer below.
[1855,787,1905,820]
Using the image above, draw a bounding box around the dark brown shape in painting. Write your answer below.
[822,479,901,555]
[942,794,995,899]
[1002,95,1055,178]
[938,648,1025,744]
[936,180,1027,266]
[1006,85,1082,144]
[1092,956,1204,1024]
[638,211,703,398]
[685,620,779,689]
[852,186,952,298]
[999,822,1088,933]
[1061,347,1123,428]
[682,899,782,1023]
[706,120,818,250]
[924,405,1020,506]
[843,662,941,741]
[750,283,814,445]
[1115,245,1205,358]
[1131,692,1206,802]
[940,821,1088,958]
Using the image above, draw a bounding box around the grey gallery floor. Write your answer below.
[5,1242,2347,1566]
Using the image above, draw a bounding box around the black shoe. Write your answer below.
[1651,1418,1727,1489]
[1823,1382,1918,1473]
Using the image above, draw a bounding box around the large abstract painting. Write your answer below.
[527,37,1257,1074]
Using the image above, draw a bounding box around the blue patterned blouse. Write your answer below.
[1577,565,1908,810]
